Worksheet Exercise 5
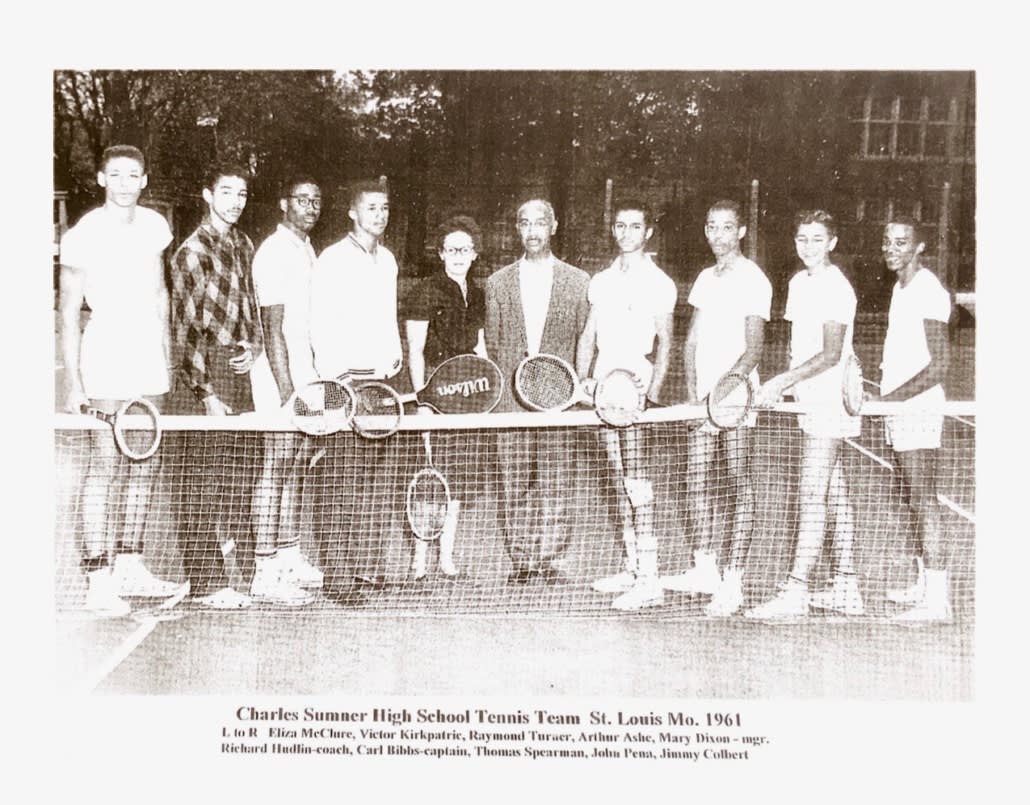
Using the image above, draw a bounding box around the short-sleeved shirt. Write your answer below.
[404,273,485,371]
[588,255,677,383]
[60,205,173,399]
[880,268,951,403]
[784,264,857,403]
[310,235,403,380]
[687,256,772,397]
[250,224,318,409]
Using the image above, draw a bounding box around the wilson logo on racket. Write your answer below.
[435,377,492,398]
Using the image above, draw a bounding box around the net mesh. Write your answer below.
[55,402,975,620]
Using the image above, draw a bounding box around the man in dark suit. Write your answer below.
[485,199,590,584]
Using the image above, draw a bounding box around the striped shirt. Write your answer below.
[171,216,262,401]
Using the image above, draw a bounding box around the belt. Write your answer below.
[335,357,402,383]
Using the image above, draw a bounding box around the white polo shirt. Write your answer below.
[310,235,402,380]
[687,256,771,397]
[784,263,856,403]
[60,205,173,399]
[250,224,318,409]
[518,257,554,356]
[588,254,677,384]
[881,267,951,404]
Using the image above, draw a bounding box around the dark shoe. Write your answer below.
[355,575,386,591]
[325,585,367,606]
[540,567,570,586]
[507,569,533,585]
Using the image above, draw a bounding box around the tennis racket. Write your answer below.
[705,372,756,430]
[348,354,504,439]
[841,354,865,416]
[80,398,161,460]
[289,379,356,436]
[406,431,452,542]
[514,353,646,427]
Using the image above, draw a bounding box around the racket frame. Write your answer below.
[81,397,162,461]
[400,353,503,415]
[514,353,585,412]
[350,381,404,439]
[842,353,866,416]
[594,368,647,428]
[706,372,756,431]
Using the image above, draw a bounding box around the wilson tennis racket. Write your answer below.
[514,353,646,427]
[395,354,504,414]
[348,354,504,440]
[406,431,452,542]
[80,398,161,460]
[290,379,356,436]
[705,372,756,430]
[842,354,866,416]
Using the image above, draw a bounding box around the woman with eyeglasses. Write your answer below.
[403,215,487,583]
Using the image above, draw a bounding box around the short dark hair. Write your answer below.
[280,174,320,201]
[612,198,653,228]
[707,199,744,226]
[437,214,482,252]
[885,214,927,247]
[349,179,388,210]
[205,161,249,192]
[99,144,145,173]
[794,209,837,239]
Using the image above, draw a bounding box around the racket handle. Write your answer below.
[82,405,114,424]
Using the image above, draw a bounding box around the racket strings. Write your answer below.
[292,381,353,435]
[113,400,160,460]
[843,356,865,415]
[407,469,450,541]
[517,358,576,410]
[352,383,403,438]
[594,371,644,427]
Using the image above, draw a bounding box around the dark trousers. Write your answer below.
[168,345,258,595]
[496,429,572,573]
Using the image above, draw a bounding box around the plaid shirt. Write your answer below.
[170,216,262,401]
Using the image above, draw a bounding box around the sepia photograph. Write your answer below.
[52,68,976,700]
[21,5,1022,800]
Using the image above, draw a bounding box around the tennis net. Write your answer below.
[54,400,975,621]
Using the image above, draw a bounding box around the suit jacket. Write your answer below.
[485,256,590,413]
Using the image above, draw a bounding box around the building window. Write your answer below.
[853,94,974,162]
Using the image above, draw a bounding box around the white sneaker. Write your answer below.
[112,553,188,598]
[660,551,721,594]
[250,569,314,607]
[808,574,865,616]
[892,600,953,623]
[887,558,926,604]
[592,570,636,594]
[84,567,131,618]
[612,579,664,611]
[744,583,809,620]
[705,569,744,617]
[280,553,324,589]
[195,586,252,610]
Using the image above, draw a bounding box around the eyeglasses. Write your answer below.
[291,196,322,210]
[442,246,475,256]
